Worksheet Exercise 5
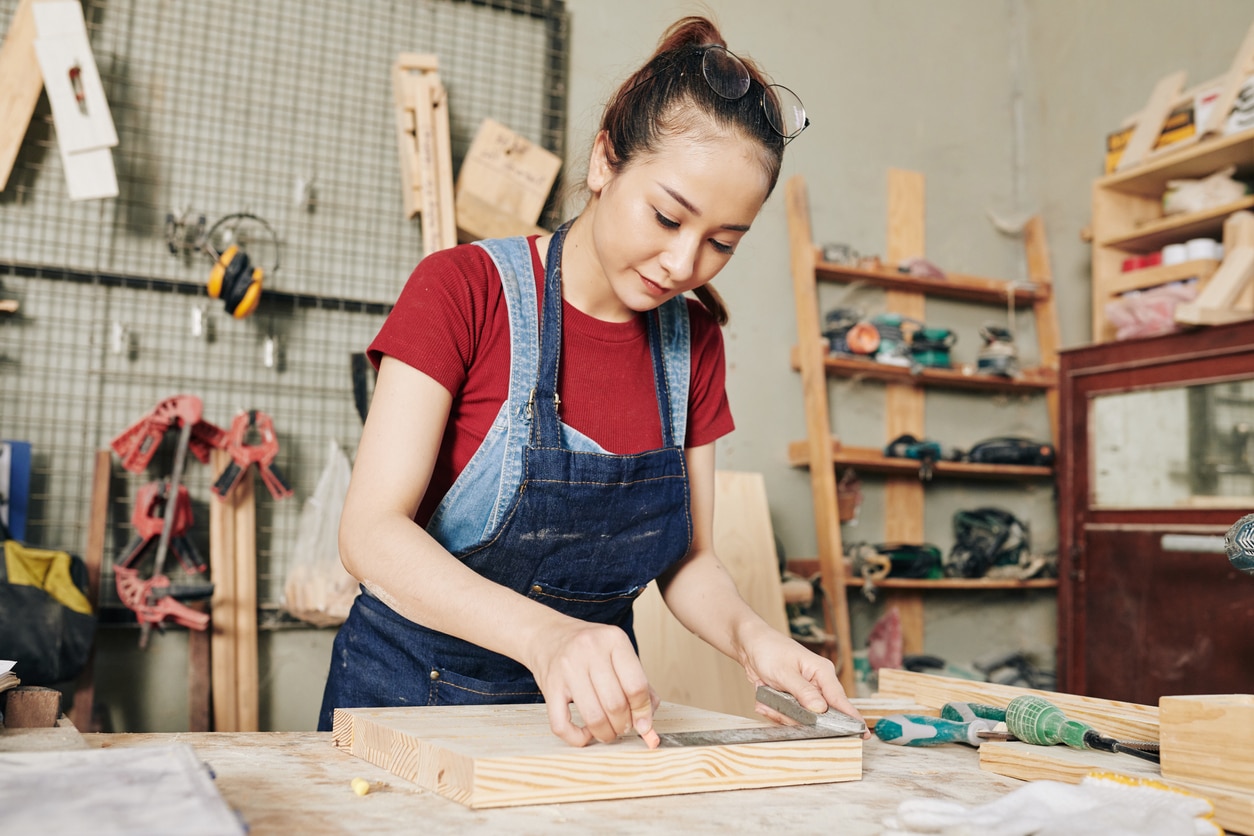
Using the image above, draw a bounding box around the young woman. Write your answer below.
[319,15,862,747]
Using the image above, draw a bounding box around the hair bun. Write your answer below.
[653,15,727,56]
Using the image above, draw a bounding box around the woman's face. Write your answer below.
[581,130,771,320]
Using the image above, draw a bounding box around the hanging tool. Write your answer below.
[655,685,866,747]
[110,395,226,473]
[113,481,212,637]
[211,410,293,501]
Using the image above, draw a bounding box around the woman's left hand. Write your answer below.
[738,622,870,738]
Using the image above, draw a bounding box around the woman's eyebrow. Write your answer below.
[659,183,751,232]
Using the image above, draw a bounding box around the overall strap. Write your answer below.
[532,223,569,448]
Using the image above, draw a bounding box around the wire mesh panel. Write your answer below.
[0,0,569,614]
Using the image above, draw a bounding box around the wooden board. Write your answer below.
[0,0,42,191]
[209,449,239,732]
[1116,70,1188,172]
[979,741,1254,836]
[0,716,85,751]
[876,669,1160,742]
[634,470,789,719]
[332,703,861,809]
[1160,694,1254,792]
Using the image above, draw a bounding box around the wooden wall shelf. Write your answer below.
[814,257,1047,305]
[1098,125,1254,197]
[1098,197,1254,253]
[785,441,1055,480]
[788,559,1058,590]
[789,348,1057,393]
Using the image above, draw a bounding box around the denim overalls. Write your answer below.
[317,224,694,730]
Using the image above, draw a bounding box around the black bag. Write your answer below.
[947,508,1030,578]
[0,528,96,686]
[965,436,1055,467]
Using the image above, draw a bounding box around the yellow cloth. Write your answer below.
[4,540,93,615]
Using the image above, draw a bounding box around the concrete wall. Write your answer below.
[82,0,1254,729]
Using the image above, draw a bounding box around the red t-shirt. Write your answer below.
[369,236,735,524]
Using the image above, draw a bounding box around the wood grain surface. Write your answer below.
[332,702,861,809]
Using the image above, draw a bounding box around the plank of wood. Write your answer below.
[0,0,42,191]
[1160,694,1254,792]
[1024,215,1060,444]
[1116,70,1187,172]
[209,449,239,732]
[332,703,861,809]
[847,698,938,728]
[635,471,789,719]
[784,175,855,694]
[979,740,1254,836]
[233,468,259,733]
[1174,245,1254,325]
[428,73,457,250]
[71,448,109,732]
[187,600,211,732]
[876,669,1160,742]
[884,169,926,649]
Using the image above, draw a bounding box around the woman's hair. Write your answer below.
[598,16,787,326]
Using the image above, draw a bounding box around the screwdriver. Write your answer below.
[1004,695,1160,762]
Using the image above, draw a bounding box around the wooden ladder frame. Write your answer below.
[785,171,1059,693]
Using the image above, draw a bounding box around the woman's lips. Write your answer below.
[639,274,666,297]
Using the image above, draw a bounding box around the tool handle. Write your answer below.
[212,461,246,499]
[1005,695,1092,749]
[941,701,1007,723]
[874,714,997,747]
[258,461,294,500]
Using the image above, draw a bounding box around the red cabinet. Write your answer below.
[1058,322,1254,704]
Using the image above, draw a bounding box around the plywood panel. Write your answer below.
[635,471,789,719]
[332,702,861,809]
[0,0,42,190]
[1160,694,1254,792]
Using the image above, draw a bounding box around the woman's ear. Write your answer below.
[586,131,614,196]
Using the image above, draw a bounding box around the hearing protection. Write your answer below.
[203,212,280,319]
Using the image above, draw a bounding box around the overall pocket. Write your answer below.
[525,580,645,625]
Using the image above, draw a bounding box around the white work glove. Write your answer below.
[882,772,1221,836]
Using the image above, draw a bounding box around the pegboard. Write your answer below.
[0,0,569,617]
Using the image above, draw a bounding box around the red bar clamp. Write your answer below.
[212,410,293,501]
[111,395,226,473]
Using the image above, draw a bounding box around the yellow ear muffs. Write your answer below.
[229,266,264,319]
[207,245,242,300]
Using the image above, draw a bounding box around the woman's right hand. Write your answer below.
[524,618,660,749]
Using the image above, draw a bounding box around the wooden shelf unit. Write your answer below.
[785,170,1060,693]
[1091,125,1254,342]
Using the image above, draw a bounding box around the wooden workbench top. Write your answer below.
[80,731,1023,834]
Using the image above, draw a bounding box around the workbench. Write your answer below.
[76,731,1024,834]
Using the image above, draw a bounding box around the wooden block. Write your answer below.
[1116,70,1188,172]
[0,716,86,751]
[876,669,1160,742]
[0,0,42,191]
[981,740,1254,836]
[332,703,861,809]
[455,190,546,243]
[4,685,61,728]
[209,449,238,732]
[1160,694,1254,792]
[232,467,258,733]
[635,471,790,719]
[455,118,562,240]
[1175,245,1254,325]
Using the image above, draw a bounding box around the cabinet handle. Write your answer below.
[1159,534,1225,553]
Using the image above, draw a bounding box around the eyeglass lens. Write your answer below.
[700,46,807,139]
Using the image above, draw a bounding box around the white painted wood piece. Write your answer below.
[332,702,861,809]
